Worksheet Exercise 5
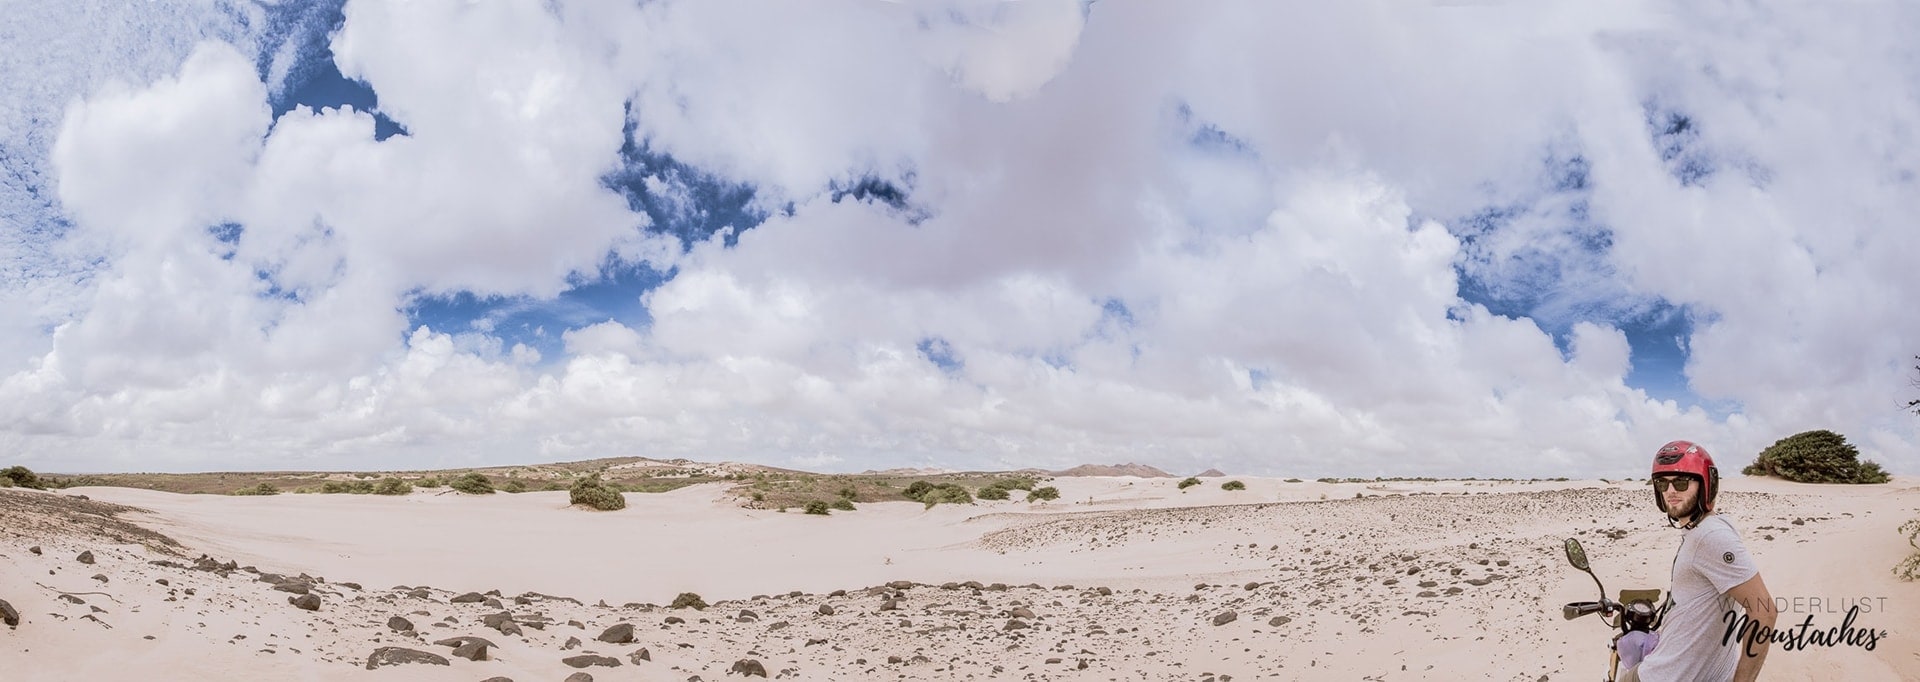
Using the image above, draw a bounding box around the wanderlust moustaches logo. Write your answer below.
[1722,602,1890,657]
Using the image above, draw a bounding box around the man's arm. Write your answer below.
[1727,572,1775,682]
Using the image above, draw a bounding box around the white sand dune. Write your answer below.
[3,475,1916,680]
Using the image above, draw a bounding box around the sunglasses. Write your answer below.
[1651,477,1694,492]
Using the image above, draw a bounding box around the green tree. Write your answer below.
[450,472,496,494]
[1,466,44,490]
[1744,430,1891,484]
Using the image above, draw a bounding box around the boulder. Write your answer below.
[364,646,450,670]
[1212,611,1238,626]
[1,598,18,627]
[729,659,768,677]
[450,640,489,661]
[628,647,651,664]
[76,551,95,565]
[431,636,497,649]
[562,654,620,668]
[289,594,321,611]
[451,592,487,603]
[564,674,593,682]
[817,604,835,616]
[387,616,413,632]
[597,622,635,644]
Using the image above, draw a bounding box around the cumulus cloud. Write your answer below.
[1,0,1916,477]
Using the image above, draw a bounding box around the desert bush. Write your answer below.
[976,486,1010,501]
[837,486,859,501]
[414,476,443,488]
[1,466,45,490]
[903,480,935,499]
[830,497,855,511]
[1221,480,1247,491]
[1177,477,1201,490]
[1896,519,1920,582]
[985,476,1036,492]
[804,500,831,515]
[374,477,412,495]
[1026,486,1060,502]
[1743,430,1891,484]
[323,480,375,494]
[450,472,495,495]
[917,484,974,508]
[671,592,708,609]
[502,479,527,493]
[570,475,626,511]
[234,482,280,496]
[1284,478,1303,483]
[0,476,10,487]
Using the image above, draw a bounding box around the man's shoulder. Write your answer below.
[1689,515,1749,551]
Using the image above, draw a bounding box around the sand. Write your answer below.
[2,474,1916,680]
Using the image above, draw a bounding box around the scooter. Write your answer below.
[1560,538,1667,682]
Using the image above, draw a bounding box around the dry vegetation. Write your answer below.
[0,487,184,555]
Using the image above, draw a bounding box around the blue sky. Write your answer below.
[1,0,1915,476]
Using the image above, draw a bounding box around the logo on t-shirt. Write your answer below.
[1723,551,1735,564]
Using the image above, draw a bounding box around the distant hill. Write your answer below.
[1050,463,1175,478]
[1195,468,1226,477]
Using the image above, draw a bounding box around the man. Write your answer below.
[1621,440,1776,682]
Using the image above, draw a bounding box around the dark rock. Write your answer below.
[729,659,768,677]
[597,622,635,643]
[76,551,95,565]
[387,616,413,632]
[563,636,582,650]
[1003,619,1029,631]
[1008,607,1035,619]
[564,674,593,682]
[1,598,18,627]
[1268,616,1292,627]
[27,546,39,555]
[451,641,489,661]
[664,616,684,625]
[273,582,310,595]
[480,678,514,682]
[562,654,620,668]
[407,588,432,599]
[58,594,85,605]
[91,574,108,584]
[451,592,487,603]
[736,609,758,622]
[338,582,361,590]
[364,646,450,670]
[817,604,834,616]
[628,647,651,664]
[290,594,321,611]
[1212,611,1237,626]
[431,636,497,649]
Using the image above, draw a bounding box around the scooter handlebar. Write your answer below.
[1562,600,1616,621]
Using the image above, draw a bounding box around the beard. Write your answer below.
[1665,497,1697,519]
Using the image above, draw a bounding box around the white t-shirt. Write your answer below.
[1635,515,1760,681]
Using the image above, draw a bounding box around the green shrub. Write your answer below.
[903,480,934,499]
[976,486,1010,500]
[569,475,627,511]
[986,476,1036,492]
[450,472,495,495]
[0,476,11,488]
[323,480,375,494]
[830,498,855,511]
[837,486,859,501]
[502,479,527,493]
[917,484,974,508]
[1,466,45,490]
[1897,519,1920,582]
[1284,478,1303,483]
[234,482,280,496]
[374,477,412,495]
[1221,480,1246,491]
[414,476,443,488]
[1177,477,1201,490]
[1743,430,1891,484]
[804,500,831,515]
[1026,486,1060,502]
[670,592,707,609]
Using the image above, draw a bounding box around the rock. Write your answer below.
[273,582,310,595]
[364,646,450,670]
[387,616,413,632]
[480,678,514,682]
[1212,611,1238,626]
[562,654,620,668]
[729,659,768,677]
[597,622,635,644]
[1008,607,1035,619]
[27,546,39,555]
[736,609,758,622]
[431,636,497,649]
[407,588,432,599]
[564,674,593,682]
[817,604,835,616]
[563,636,582,650]
[481,611,514,630]
[338,582,361,590]
[886,580,914,590]
[664,616,684,625]
[628,647,651,664]
[76,551,95,565]
[451,640,489,661]
[1268,616,1292,627]
[1003,619,1029,631]
[91,574,108,584]
[290,594,321,611]
[1,598,18,627]
[451,592,487,603]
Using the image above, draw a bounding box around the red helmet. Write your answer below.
[1651,440,1719,515]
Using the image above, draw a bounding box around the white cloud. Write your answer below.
[1,0,1916,477]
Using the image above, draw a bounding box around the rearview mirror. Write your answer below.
[1564,538,1589,571]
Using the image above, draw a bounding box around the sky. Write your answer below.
[2,0,1917,478]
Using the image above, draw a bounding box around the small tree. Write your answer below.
[977,486,1011,501]
[903,480,934,500]
[1221,480,1247,491]
[804,500,831,515]
[570,475,626,511]
[1026,486,1060,502]
[374,477,412,495]
[1,466,45,490]
[450,472,496,494]
[1744,430,1891,484]
[830,497,856,511]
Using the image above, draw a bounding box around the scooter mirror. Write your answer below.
[1564,538,1589,571]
